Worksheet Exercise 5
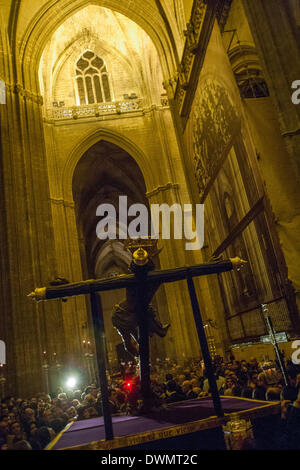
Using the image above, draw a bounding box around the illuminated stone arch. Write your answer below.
[18,0,179,94]
[62,128,156,203]
[46,32,144,107]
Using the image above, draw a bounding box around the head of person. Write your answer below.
[7,412,16,424]
[73,390,82,401]
[225,377,237,389]
[249,372,258,384]
[46,408,55,422]
[249,357,258,368]
[87,406,98,418]
[59,400,70,412]
[89,386,98,398]
[83,394,97,406]
[24,407,35,421]
[12,440,32,450]
[231,361,241,372]
[181,380,192,394]
[114,390,126,406]
[191,378,200,388]
[286,367,299,386]
[166,380,177,392]
[36,427,53,449]
[66,390,74,400]
[29,422,38,437]
[48,418,65,434]
[51,405,64,418]
[57,393,67,401]
[266,387,281,401]
[66,406,77,419]
[1,403,8,416]
[0,419,8,439]
[176,374,186,385]
[77,406,90,420]
[43,394,52,404]
[10,421,23,439]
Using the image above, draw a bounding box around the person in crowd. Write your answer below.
[281,367,299,402]
[202,367,225,395]
[223,376,242,397]
[258,361,282,388]
[163,380,186,403]
[181,380,198,400]
[252,375,268,401]
[265,387,281,401]
[241,371,259,399]
[77,406,90,421]
[1,353,300,450]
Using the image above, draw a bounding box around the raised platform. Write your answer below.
[47,396,280,450]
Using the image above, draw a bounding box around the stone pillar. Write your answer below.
[146,105,228,361]
[147,185,201,362]
[0,28,67,396]
[42,364,50,395]
[242,0,300,177]
[0,366,6,400]
[49,198,89,368]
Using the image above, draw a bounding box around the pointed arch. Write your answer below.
[18,1,178,93]
[62,128,155,202]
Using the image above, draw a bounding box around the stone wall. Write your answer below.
[182,17,300,353]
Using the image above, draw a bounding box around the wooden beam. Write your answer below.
[28,260,236,301]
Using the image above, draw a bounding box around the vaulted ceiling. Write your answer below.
[2,0,191,93]
[72,140,148,276]
[39,5,165,106]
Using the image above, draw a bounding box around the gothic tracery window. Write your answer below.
[75,51,111,105]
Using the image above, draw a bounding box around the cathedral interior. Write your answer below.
[0,0,300,399]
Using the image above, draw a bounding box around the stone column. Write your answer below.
[0,366,6,400]
[145,105,228,361]
[0,28,67,395]
[147,185,201,362]
[242,0,300,177]
[49,198,89,367]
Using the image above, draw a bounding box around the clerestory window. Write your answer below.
[75,51,111,105]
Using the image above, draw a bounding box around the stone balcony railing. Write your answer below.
[46,99,144,120]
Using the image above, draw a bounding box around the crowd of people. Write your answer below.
[1,354,300,450]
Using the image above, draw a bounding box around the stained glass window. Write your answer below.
[75,51,111,105]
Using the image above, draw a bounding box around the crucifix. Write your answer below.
[28,244,246,441]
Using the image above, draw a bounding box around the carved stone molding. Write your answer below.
[50,198,75,208]
[227,45,269,98]
[5,82,43,104]
[281,127,300,138]
[215,0,233,32]
[174,0,217,125]
[146,183,180,199]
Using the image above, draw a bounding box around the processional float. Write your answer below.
[28,238,246,442]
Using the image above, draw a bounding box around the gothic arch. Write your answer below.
[45,32,143,107]
[18,0,178,94]
[62,128,155,202]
